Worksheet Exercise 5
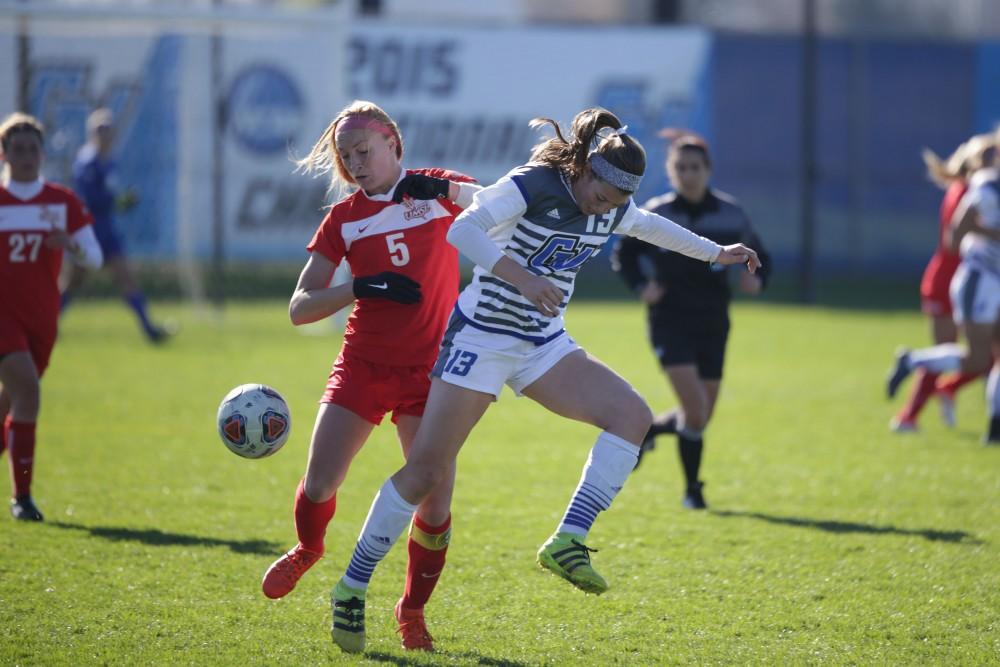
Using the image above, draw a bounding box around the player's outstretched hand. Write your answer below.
[353,271,422,304]
[716,243,761,273]
[391,174,450,203]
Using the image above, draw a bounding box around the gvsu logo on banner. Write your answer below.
[227,64,305,154]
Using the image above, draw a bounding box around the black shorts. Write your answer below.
[648,313,730,380]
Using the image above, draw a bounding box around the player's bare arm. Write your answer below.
[289,253,355,325]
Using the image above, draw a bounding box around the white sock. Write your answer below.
[341,478,416,590]
[909,344,964,374]
[556,431,639,538]
[988,365,1000,418]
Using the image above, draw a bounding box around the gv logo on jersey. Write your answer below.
[528,234,602,272]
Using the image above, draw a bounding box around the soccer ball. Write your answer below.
[216,384,291,459]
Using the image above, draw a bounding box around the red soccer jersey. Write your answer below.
[920,180,966,301]
[0,181,92,329]
[307,168,475,367]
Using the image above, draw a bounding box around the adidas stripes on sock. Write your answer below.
[556,431,638,538]
[342,479,416,590]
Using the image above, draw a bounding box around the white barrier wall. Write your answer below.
[349,22,711,199]
[0,10,710,261]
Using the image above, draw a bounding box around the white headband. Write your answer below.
[588,152,642,193]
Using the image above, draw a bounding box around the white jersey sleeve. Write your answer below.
[964,172,1000,225]
[70,224,104,269]
[446,177,528,271]
[453,181,484,209]
[619,203,722,262]
[957,168,1000,273]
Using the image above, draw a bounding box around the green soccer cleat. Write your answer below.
[331,580,367,653]
[537,532,608,595]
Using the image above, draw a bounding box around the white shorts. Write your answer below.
[431,316,580,399]
[950,263,1000,325]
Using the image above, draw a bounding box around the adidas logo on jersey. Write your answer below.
[546,209,561,220]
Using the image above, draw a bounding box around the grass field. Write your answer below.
[1,298,998,666]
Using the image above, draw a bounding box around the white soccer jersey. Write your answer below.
[959,168,1000,275]
[452,163,721,342]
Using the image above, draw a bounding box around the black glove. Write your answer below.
[353,271,422,304]
[391,174,450,203]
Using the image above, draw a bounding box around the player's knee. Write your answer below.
[683,408,710,431]
[9,386,40,421]
[416,502,451,528]
[603,393,652,440]
[302,475,338,504]
[405,460,449,499]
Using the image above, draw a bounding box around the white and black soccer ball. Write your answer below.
[216,384,291,459]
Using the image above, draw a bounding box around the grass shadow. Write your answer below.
[365,651,531,667]
[48,521,283,555]
[711,510,983,544]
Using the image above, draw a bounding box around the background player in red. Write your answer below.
[259,100,478,651]
[890,133,996,432]
[0,113,103,521]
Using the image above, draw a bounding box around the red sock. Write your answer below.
[897,370,939,422]
[937,369,987,396]
[293,478,336,553]
[8,420,36,498]
[0,415,10,458]
[401,514,451,611]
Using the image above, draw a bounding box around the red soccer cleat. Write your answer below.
[261,544,322,599]
[394,599,434,651]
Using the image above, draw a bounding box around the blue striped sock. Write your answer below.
[342,478,416,590]
[557,431,639,537]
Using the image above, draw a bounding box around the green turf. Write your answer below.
[1,299,998,665]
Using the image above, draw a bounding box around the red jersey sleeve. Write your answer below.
[414,167,477,185]
[306,209,347,265]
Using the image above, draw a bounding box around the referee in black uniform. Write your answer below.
[612,132,771,509]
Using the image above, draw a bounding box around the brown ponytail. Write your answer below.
[529,107,645,187]
[922,132,995,190]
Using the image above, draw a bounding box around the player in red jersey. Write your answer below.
[0,113,103,521]
[259,101,478,651]
[890,133,995,432]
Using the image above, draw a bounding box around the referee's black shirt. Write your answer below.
[612,189,771,323]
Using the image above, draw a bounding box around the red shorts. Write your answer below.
[0,315,57,377]
[920,252,960,318]
[322,346,433,425]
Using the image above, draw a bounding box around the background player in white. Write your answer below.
[328,107,759,652]
[888,127,1000,443]
[889,134,995,433]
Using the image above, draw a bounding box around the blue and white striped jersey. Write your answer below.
[452,163,721,343]
[960,168,1000,276]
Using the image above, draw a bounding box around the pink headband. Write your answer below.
[335,115,396,141]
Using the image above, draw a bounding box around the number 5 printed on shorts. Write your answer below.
[442,349,478,377]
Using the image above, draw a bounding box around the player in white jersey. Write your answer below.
[327,108,760,652]
[887,143,1000,443]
